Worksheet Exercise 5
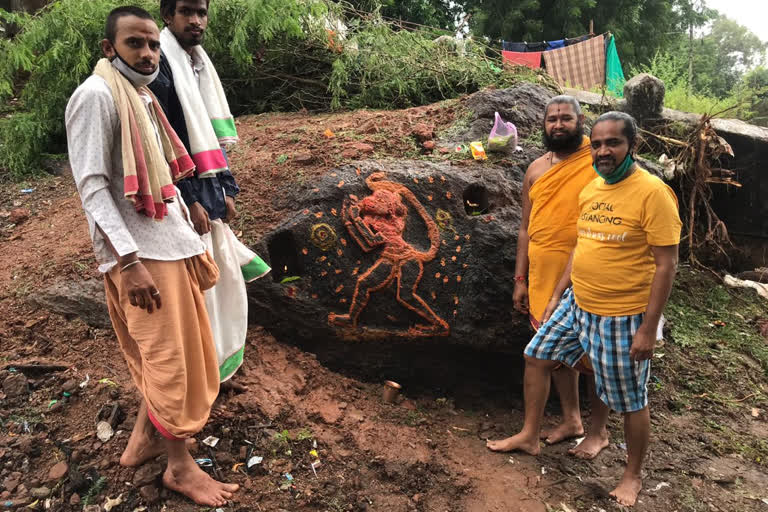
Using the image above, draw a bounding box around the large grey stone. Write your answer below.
[624,73,665,121]
[247,159,530,379]
[31,279,109,329]
[456,83,556,143]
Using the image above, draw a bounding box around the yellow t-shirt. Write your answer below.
[571,168,682,316]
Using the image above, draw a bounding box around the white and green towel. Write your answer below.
[202,220,270,382]
[160,28,238,176]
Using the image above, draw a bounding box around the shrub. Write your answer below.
[0,0,541,179]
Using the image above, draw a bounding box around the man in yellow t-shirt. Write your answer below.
[489,112,681,508]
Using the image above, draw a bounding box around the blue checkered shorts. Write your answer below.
[524,288,651,413]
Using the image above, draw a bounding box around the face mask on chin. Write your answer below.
[110,51,159,88]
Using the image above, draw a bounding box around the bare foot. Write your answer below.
[210,402,233,421]
[220,379,248,393]
[540,420,584,445]
[486,434,541,455]
[610,473,642,507]
[163,458,239,507]
[120,436,196,467]
[568,431,609,460]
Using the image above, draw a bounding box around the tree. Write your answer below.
[340,0,462,32]
[463,0,688,72]
[697,15,766,97]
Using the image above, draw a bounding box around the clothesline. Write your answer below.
[501,31,625,97]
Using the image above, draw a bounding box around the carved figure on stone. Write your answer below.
[328,173,450,336]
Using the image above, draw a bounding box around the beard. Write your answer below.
[543,123,584,152]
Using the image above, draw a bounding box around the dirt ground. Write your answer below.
[1,99,768,511]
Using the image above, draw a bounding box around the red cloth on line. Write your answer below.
[502,50,542,69]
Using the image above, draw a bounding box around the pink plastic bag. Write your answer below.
[488,112,518,153]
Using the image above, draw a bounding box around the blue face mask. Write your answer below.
[593,153,635,184]
[110,51,159,88]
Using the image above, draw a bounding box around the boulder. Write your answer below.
[623,73,665,121]
[31,279,110,329]
[459,83,556,143]
[247,159,529,379]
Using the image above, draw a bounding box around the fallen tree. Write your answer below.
[0,0,553,177]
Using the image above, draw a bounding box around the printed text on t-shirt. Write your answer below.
[580,202,623,225]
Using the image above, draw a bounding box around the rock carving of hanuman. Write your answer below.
[328,173,450,336]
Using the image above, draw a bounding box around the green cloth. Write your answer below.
[219,345,245,382]
[241,255,271,283]
[606,35,626,97]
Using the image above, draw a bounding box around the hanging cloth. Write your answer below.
[605,34,626,97]
[502,41,527,52]
[546,39,565,50]
[542,34,605,90]
[502,50,542,69]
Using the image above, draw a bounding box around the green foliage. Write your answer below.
[666,268,768,380]
[0,0,160,178]
[0,0,331,177]
[464,0,687,72]
[81,476,107,507]
[634,49,747,117]
[329,22,522,109]
[204,0,332,113]
[1,0,530,178]
[344,0,462,32]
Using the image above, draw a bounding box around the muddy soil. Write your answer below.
[1,99,767,511]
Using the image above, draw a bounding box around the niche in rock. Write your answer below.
[463,184,490,216]
[268,231,303,283]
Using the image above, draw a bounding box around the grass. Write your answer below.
[665,266,768,383]
[435,104,473,140]
[658,265,768,465]
[520,128,544,149]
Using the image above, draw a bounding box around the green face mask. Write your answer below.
[593,153,635,185]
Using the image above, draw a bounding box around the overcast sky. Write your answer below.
[705,0,768,43]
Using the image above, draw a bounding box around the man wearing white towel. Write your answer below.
[150,0,270,400]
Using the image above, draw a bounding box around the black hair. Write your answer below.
[592,111,638,149]
[545,95,582,116]
[105,6,154,43]
[160,0,211,19]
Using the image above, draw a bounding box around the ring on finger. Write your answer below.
[152,290,160,296]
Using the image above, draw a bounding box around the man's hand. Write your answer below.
[189,202,211,235]
[122,262,162,314]
[630,324,656,361]
[224,195,237,224]
[513,281,529,314]
[541,296,560,325]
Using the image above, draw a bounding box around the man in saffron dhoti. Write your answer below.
[488,96,609,457]
[149,0,270,393]
[65,7,238,506]
[488,112,681,507]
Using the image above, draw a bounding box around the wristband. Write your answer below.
[120,260,141,273]
[514,275,526,283]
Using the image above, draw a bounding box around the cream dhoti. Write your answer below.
[202,219,270,382]
[104,253,220,439]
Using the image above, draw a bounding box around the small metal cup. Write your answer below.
[382,380,402,404]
